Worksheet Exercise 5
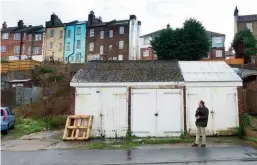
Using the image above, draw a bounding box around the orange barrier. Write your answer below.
[0,60,41,73]
[202,58,244,65]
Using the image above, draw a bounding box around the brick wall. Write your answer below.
[237,87,246,117]
[140,47,157,60]
[86,23,130,61]
[1,32,44,60]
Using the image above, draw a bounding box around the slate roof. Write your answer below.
[237,15,257,22]
[71,61,183,83]
[140,29,225,38]
[1,25,44,33]
[206,30,225,37]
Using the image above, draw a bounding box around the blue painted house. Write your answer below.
[64,21,86,63]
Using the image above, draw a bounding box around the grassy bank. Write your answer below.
[1,116,67,140]
[86,138,195,150]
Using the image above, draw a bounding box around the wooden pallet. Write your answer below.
[63,115,93,140]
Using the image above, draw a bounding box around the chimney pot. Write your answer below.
[2,21,7,28]
[138,21,141,25]
[129,15,136,20]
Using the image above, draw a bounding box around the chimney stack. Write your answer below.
[17,20,24,28]
[2,22,7,28]
[88,10,95,26]
[234,6,239,16]
[129,15,136,20]
[167,24,170,29]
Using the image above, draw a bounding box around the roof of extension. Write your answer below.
[179,61,242,82]
[140,29,225,38]
[1,25,44,33]
[71,61,184,83]
[237,14,257,22]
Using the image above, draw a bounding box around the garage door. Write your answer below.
[131,89,183,137]
[187,87,238,135]
[75,87,128,138]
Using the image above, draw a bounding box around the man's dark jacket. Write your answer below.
[195,106,209,127]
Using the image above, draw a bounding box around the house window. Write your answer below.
[67,42,71,51]
[33,47,40,54]
[23,33,26,40]
[13,33,21,40]
[100,31,104,39]
[22,45,25,54]
[35,34,41,41]
[59,31,63,39]
[50,30,54,37]
[118,55,123,61]
[143,50,150,57]
[29,34,32,41]
[59,43,62,51]
[49,42,53,49]
[0,46,6,52]
[119,26,124,34]
[70,55,74,62]
[216,50,223,57]
[144,37,151,45]
[119,41,124,49]
[90,29,94,37]
[246,23,253,32]
[76,53,80,62]
[76,40,81,49]
[89,43,94,51]
[109,30,113,38]
[76,27,81,35]
[109,45,112,50]
[28,46,31,55]
[14,46,20,54]
[100,45,104,54]
[67,30,71,38]
[113,57,117,60]
[2,33,8,39]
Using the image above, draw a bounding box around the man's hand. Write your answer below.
[196,116,200,119]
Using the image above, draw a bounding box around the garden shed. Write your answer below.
[70,61,185,138]
[179,61,243,136]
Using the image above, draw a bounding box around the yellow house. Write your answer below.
[44,13,64,61]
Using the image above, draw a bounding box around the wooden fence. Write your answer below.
[1,60,41,73]
[202,58,244,65]
[244,83,257,115]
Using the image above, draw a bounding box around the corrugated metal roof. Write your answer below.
[179,61,242,82]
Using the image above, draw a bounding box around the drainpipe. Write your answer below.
[66,25,76,63]
[19,32,24,60]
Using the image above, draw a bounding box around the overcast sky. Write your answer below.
[0,0,256,49]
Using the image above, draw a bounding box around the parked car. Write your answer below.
[1,107,15,135]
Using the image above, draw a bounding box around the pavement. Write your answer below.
[2,145,257,165]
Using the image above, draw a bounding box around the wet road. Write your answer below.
[2,145,257,165]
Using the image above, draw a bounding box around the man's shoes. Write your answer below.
[191,143,199,147]
[201,144,206,148]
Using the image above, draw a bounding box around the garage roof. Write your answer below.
[179,61,242,82]
[71,61,183,83]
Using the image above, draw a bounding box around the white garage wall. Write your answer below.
[186,86,239,135]
[131,88,184,137]
[75,87,128,138]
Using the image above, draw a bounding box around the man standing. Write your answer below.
[192,100,209,148]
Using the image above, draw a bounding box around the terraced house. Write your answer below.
[64,21,86,63]
[140,24,225,60]
[44,13,64,61]
[1,20,45,61]
[234,6,257,39]
[86,11,141,61]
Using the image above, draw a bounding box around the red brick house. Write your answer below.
[1,20,45,61]
[86,11,141,61]
[139,24,225,60]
